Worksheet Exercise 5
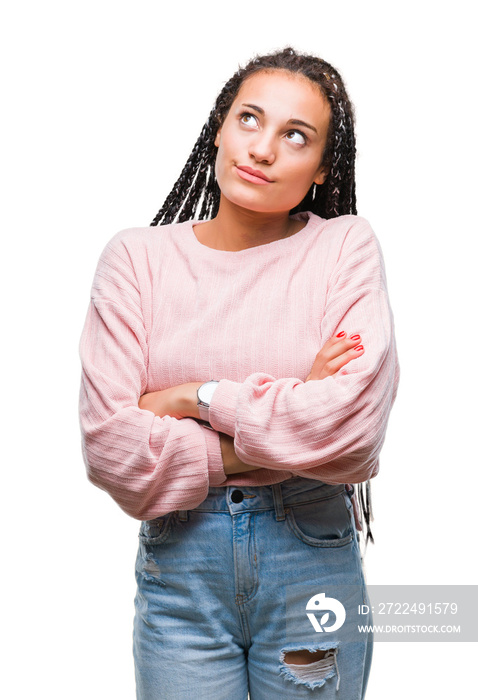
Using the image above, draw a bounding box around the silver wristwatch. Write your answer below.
[197,380,219,424]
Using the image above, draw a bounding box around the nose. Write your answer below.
[248,130,276,164]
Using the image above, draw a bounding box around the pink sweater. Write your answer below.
[79,212,399,521]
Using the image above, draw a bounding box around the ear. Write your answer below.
[214,127,222,148]
[313,164,329,185]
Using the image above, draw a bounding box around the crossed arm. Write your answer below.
[138,332,364,475]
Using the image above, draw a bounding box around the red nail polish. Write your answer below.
[336,331,346,338]
[350,335,360,341]
[354,345,364,351]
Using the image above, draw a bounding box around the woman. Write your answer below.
[79,47,399,699]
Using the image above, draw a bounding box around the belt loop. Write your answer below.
[177,510,189,521]
[272,484,285,521]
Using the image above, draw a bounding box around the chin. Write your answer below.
[219,188,297,215]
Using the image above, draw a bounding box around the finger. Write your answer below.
[307,343,364,381]
[308,333,361,377]
[314,332,361,361]
[314,344,364,380]
[318,330,349,355]
[326,333,362,358]
[306,330,364,382]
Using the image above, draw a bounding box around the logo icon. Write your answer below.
[306,593,346,632]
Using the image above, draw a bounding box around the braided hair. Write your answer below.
[151,46,357,226]
[150,48,374,548]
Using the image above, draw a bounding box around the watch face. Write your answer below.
[198,381,218,405]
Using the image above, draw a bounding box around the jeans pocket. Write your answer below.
[286,492,354,548]
[139,512,175,546]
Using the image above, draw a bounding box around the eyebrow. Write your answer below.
[241,103,318,134]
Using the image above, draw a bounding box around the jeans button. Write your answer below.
[231,489,244,503]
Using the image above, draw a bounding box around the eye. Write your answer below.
[239,112,259,127]
[285,130,306,145]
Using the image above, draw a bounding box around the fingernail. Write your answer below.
[350,334,361,341]
[336,331,346,338]
[354,345,364,351]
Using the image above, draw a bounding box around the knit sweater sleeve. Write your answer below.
[208,218,399,484]
[79,233,226,521]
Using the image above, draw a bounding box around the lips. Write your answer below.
[236,165,274,184]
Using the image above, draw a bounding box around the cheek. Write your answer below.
[214,131,242,184]
[214,131,232,169]
[214,144,227,183]
[286,161,322,191]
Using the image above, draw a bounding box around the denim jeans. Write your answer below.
[133,477,373,699]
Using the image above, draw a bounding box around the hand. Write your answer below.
[306,331,364,381]
[138,382,202,419]
[220,434,261,475]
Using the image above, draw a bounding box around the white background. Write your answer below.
[2,1,477,697]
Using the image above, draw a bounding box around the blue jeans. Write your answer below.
[133,477,373,699]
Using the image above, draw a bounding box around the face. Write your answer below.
[214,70,331,215]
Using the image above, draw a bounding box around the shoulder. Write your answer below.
[90,221,189,297]
[96,220,191,271]
[305,212,383,264]
[331,215,383,260]
[304,213,388,293]
[306,212,377,245]
[103,221,179,258]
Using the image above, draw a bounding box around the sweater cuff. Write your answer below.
[208,379,241,437]
[201,425,227,486]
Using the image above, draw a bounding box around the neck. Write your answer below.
[193,197,305,251]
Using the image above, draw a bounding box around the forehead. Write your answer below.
[232,69,330,129]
